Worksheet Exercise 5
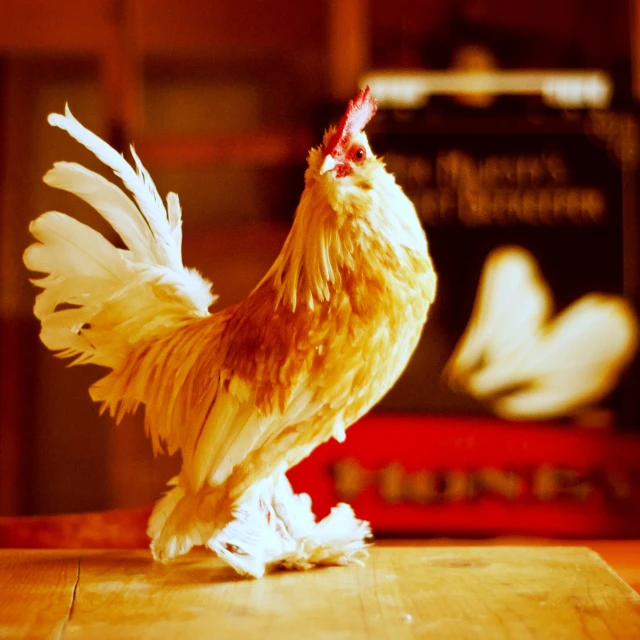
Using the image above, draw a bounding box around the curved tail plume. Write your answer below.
[24,105,215,368]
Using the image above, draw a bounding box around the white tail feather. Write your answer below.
[25,106,216,369]
[43,163,154,262]
[48,106,178,269]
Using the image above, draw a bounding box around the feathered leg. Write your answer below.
[148,475,370,578]
[209,475,371,578]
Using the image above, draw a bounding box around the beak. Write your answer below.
[320,154,338,175]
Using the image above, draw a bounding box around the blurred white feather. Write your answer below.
[445,246,639,420]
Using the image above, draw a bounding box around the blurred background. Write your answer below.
[1,0,639,540]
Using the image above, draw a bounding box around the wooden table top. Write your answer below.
[2,542,640,639]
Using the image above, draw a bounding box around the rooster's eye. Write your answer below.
[349,146,366,163]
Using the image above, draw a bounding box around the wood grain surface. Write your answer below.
[1,546,640,639]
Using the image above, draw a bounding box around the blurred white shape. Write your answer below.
[445,247,639,420]
[360,70,613,110]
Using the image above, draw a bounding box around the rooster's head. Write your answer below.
[315,86,378,182]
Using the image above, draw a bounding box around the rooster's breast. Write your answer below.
[314,248,436,426]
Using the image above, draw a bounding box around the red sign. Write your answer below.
[288,414,640,538]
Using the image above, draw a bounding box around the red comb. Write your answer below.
[325,86,377,156]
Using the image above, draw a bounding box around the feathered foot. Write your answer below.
[208,475,371,578]
[148,475,371,578]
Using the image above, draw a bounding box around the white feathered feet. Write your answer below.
[205,475,371,578]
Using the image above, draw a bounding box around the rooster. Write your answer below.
[24,87,436,577]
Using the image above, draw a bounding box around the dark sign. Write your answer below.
[369,111,639,428]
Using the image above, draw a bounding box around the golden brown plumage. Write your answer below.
[25,88,436,577]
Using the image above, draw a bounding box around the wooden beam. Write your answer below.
[0,1,111,53]
[102,0,144,142]
[0,61,35,515]
[0,0,325,56]
[327,0,369,100]
[136,130,312,168]
[632,0,640,103]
